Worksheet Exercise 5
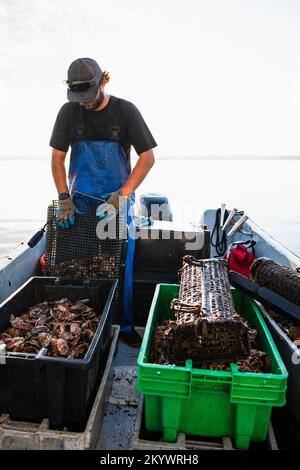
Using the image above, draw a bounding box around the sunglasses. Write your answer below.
[66,75,101,92]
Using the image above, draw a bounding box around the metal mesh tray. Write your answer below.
[44,201,127,279]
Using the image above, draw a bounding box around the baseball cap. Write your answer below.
[67,58,103,102]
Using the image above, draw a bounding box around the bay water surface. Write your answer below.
[1,157,299,258]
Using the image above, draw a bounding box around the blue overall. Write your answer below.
[69,140,135,333]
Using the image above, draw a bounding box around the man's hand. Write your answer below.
[96,190,127,221]
[57,196,79,229]
[96,150,155,222]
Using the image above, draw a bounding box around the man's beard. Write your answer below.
[81,90,105,111]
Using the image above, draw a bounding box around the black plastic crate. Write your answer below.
[133,281,158,327]
[133,276,178,327]
[0,276,117,431]
[134,220,210,279]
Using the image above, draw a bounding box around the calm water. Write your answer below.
[1,157,300,258]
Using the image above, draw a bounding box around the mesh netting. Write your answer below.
[250,257,300,307]
[172,257,235,319]
[45,201,127,280]
[167,256,251,361]
[44,201,127,322]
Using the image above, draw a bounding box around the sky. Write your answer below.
[1,0,300,157]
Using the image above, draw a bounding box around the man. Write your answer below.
[50,57,156,346]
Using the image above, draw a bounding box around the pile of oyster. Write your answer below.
[0,298,100,359]
[50,255,117,279]
[267,310,300,342]
[150,318,272,374]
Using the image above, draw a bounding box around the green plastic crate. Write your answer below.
[137,284,288,449]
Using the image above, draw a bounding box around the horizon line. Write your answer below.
[1,154,300,161]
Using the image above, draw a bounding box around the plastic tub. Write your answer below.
[0,276,117,431]
[258,303,300,429]
[137,284,288,449]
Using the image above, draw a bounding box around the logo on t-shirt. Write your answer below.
[75,125,86,139]
[111,126,120,141]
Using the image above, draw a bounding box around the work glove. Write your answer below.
[57,196,79,229]
[135,215,153,227]
[96,190,127,222]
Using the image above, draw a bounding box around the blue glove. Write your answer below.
[134,215,153,227]
[96,191,127,223]
[138,215,153,227]
[57,197,80,229]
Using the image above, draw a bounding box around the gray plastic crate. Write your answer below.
[258,302,300,428]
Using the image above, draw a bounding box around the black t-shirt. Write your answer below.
[49,96,157,166]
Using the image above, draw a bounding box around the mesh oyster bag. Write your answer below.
[163,256,251,362]
[250,257,300,307]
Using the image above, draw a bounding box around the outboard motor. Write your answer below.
[137,192,173,221]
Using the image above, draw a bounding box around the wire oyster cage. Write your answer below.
[250,257,300,307]
[169,256,251,361]
[44,201,128,320]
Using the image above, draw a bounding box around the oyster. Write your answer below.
[0,298,100,359]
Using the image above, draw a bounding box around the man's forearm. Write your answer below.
[120,149,155,197]
[51,149,69,195]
